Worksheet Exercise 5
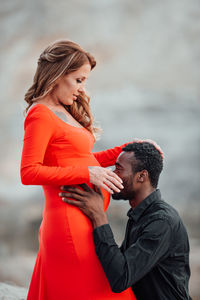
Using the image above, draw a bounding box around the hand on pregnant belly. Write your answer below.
[88,166,124,194]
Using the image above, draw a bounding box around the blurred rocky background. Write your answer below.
[0,0,200,299]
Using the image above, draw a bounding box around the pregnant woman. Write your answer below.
[21,40,136,300]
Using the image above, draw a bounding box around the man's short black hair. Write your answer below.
[122,142,163,188]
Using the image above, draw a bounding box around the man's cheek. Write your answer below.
[122,177,129,187]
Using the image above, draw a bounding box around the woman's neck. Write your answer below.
[35,95,66,112]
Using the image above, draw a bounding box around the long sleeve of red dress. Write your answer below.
[21,105,128,186]
[21,106,90,185]
[93,143,129,167]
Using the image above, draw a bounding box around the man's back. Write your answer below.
[121,190,191,300]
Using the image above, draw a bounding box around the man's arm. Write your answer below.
[60,184,172,293]
[93,219,172,292]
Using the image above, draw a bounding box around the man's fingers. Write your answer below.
[79,183,93,192]
[61,185,76,191]
[61,184,93,194]
[59,192,84,201]
[94,185,103,196]
[61,187,86,196]
[62,198,82,208]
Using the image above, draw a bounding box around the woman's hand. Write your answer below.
[88,166,123,194]
[132,138,164,159]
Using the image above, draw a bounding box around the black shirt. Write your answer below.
[93,190,192,300]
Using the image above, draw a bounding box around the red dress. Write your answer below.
[21,104,136,300]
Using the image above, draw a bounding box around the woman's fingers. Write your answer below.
[88,166,124,194]
[143,139,164,159]
[103,178,121,193]
[106,173,123,190]
[107,168,123,183]
[100,183,114,194]
[132,138,164,159]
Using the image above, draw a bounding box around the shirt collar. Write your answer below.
[127,189,162,222]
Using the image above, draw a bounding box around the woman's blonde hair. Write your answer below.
[25,40,99,136]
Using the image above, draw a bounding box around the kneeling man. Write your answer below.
[60,141,192,300]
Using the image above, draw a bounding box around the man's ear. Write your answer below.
[137,170,148,183]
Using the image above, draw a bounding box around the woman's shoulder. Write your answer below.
[26,103,52,116]
[24,103,55,126]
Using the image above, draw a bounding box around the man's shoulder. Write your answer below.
[147,198,182,228]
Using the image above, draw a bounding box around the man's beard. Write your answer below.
[112,175,135,201]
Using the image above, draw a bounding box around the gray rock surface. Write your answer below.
[0,283,27,300]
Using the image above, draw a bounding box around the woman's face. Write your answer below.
[51,63,91,106]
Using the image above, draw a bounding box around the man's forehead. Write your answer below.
[116,151,135,166]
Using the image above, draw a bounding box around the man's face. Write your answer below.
[112,152,137,200]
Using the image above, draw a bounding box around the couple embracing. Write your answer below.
[21,40,191,300]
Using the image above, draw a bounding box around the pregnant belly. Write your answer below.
[40,185,105,263]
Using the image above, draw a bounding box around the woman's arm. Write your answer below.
[93,138,163,167]
[20,106,89,186]
[93,143,129,167]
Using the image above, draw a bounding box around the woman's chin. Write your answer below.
[61,99,74,106]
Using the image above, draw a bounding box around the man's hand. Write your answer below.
[59,184,108,228]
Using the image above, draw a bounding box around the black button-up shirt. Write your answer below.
[93,190,192,300]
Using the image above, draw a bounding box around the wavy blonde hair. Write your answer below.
[25,40,100,136]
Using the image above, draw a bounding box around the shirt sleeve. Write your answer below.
[93,219,172,293]
[20,105,89,185]
[93,143,130,167]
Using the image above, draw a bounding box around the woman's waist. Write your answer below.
[42,202,89,223]
[42,184,110,211]
[40,205,94,254]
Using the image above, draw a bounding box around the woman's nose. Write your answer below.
[78,85,85,93]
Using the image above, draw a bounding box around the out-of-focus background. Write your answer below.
[0,0,200,298]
